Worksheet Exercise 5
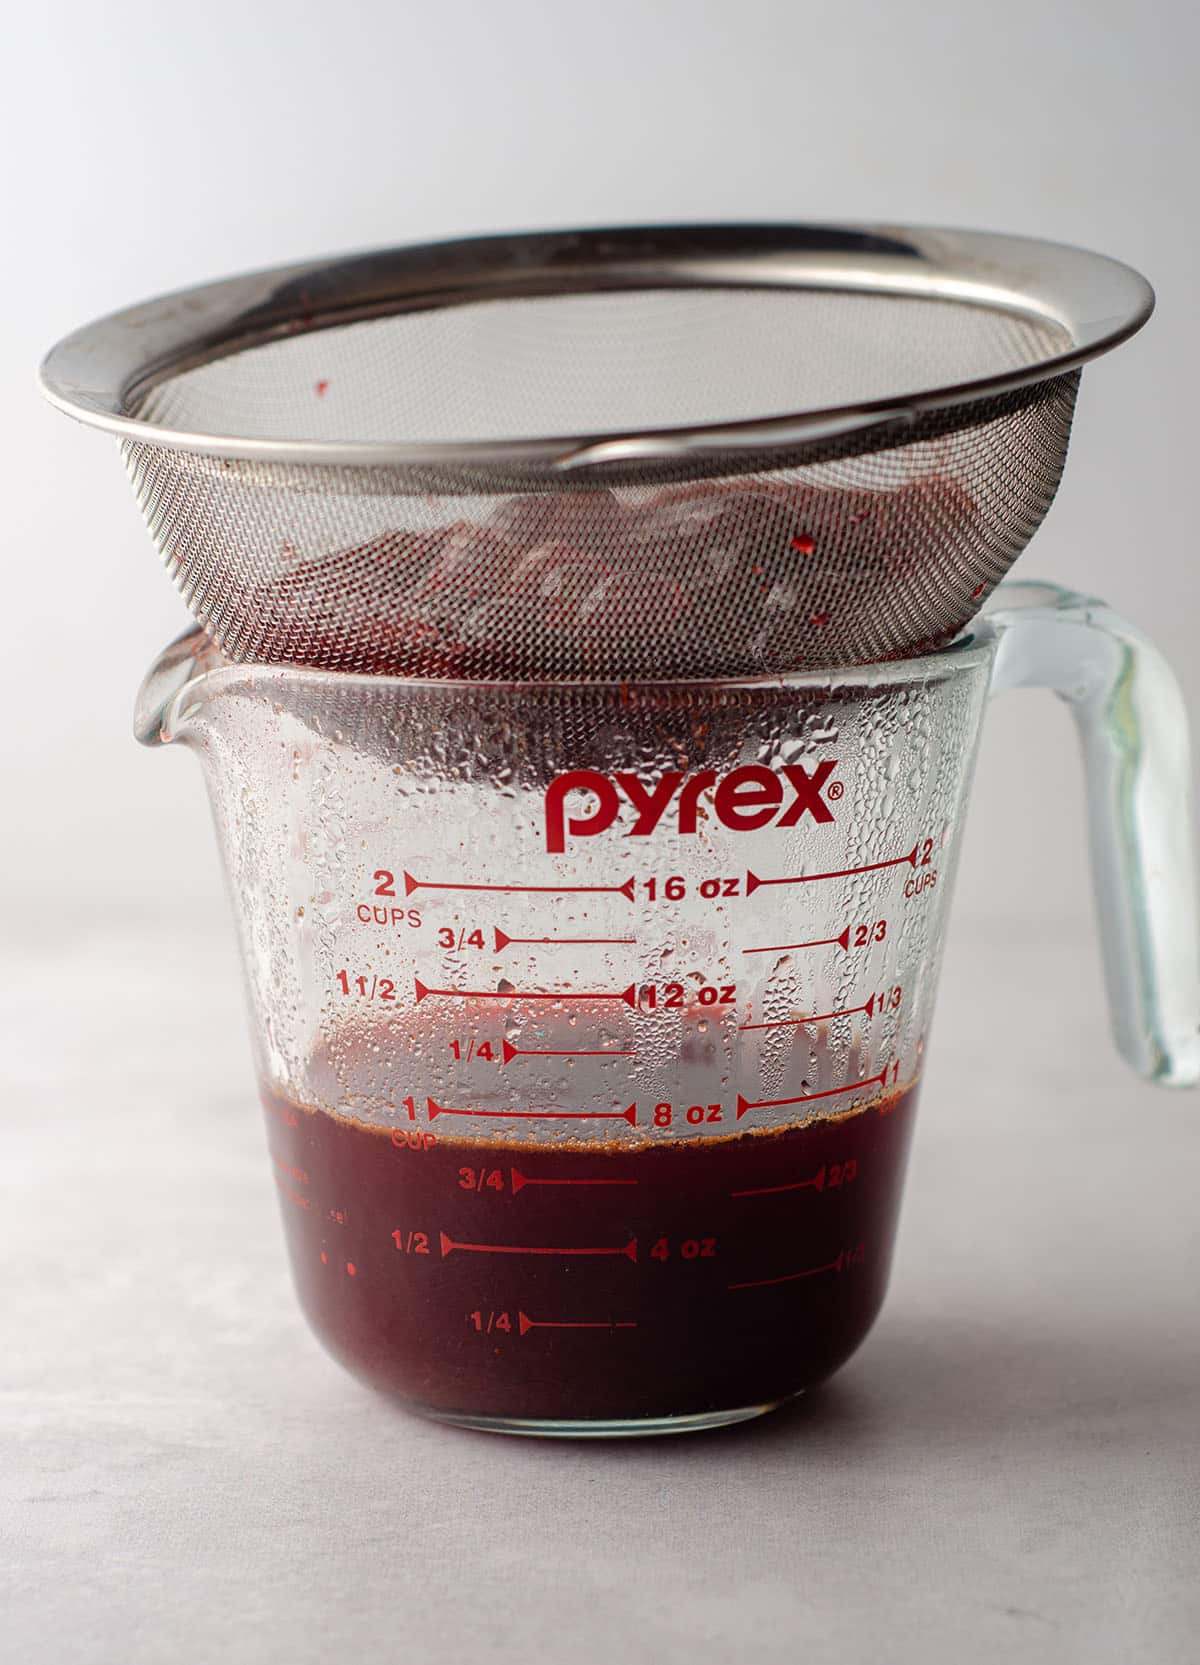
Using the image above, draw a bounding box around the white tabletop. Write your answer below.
[4,910,1198,1664]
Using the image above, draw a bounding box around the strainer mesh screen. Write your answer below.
[123,285,1080,679]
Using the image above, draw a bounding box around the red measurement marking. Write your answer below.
[746,846,918,893]
[728,1248,847,1291]
[494,927,637,951]
[439,1231,638,1262]
[501,1038,636,1065]
[739,994,879,1033]
[510,1167,638,1195]
[742,927,851,955]
[518,1311,638,1335]
[735,1068,888,1120]
[427,1096,638,1127]
[404,871,636,901]
[731,1165,826,1199]
[416,978,637,1007]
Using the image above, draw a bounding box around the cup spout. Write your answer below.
[134,629,226,747]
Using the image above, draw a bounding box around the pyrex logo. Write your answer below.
[544,763,839,853]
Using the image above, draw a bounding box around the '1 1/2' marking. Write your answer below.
[337,970,396,1001]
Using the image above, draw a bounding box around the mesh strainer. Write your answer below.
[40,223,1152,679]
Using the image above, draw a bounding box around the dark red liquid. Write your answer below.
[263,1084,919,1426]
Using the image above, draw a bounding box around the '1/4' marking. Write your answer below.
[728,1243,866,1291]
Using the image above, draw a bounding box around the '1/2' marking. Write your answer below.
[441,1232,638,1262]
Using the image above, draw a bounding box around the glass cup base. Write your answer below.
[422,1396,798,1439]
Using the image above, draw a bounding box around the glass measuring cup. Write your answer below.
[137,582,1199,1436]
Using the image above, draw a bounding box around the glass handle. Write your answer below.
[988,581,1200,1085]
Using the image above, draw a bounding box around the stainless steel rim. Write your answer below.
[39,222,1154,472]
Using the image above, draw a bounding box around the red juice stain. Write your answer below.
[237,474,975,678]
[315,379,330,397]
[262,1083,919,1425]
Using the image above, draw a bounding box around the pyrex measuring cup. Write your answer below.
[137,582,1199,1436]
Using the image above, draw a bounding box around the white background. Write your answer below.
[4,6,1198,1662]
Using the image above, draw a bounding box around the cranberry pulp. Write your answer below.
[263,1083,919,1427]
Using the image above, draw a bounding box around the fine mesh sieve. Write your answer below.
[40,224,1153,679]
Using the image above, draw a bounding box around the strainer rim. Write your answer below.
[40,221,1153,473]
